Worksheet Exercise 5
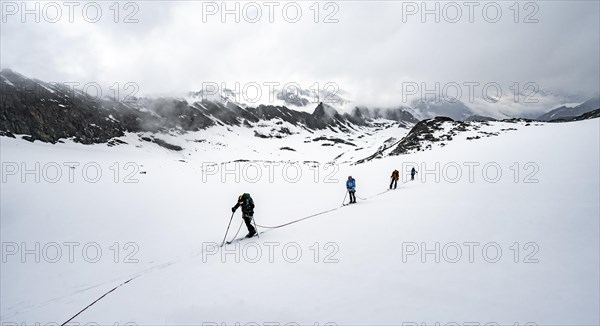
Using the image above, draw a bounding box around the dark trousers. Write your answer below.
[390,179,398,189]
[348,190,356,203]
[411,174,415,181]
[242,213,256,235]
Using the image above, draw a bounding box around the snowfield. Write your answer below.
[1,118,599,325]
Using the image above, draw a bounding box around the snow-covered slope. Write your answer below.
[1,118,598,324]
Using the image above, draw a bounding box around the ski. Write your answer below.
[223,232,264,246]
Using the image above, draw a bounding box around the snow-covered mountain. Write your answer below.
[5,69,600,151]
[188,85,351,112]
[537,97,600,121]
[0,69,416,146]
[408,98,475,121]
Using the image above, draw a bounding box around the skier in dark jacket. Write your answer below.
[232,193,257,238]
[346,176,356,204]
[411,167,418,181]
[390,169,399,189]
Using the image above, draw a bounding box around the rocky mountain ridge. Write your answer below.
[0,69,417,145]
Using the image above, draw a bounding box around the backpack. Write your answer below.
[239,193,255,212]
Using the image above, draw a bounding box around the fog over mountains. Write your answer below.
[1,69,599,146]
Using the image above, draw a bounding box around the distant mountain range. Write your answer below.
[1,69,598,145]
[408,98,474,121]
[188,82,599,123]
[537,97,600,121]
[0,69,417,144]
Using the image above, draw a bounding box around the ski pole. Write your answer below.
[341,190,348,206]
[221,212,235,247]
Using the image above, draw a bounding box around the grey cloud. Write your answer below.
[1,1,598,115]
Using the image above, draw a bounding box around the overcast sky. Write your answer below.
[1,1,599,114]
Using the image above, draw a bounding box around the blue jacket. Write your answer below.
[346,178,356,191]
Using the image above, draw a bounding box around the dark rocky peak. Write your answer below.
[312,102,341,122]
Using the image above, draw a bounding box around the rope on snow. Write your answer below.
[255,189,392,230]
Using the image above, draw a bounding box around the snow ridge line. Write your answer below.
[60,276,140,326]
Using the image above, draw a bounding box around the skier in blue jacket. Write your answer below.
[346,176,356,204]
[411,167,418,181]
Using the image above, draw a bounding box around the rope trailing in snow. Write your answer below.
[356,189,389,201]
[255,207,340,229]
[255,189,391,230]
[61,276,139,326]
